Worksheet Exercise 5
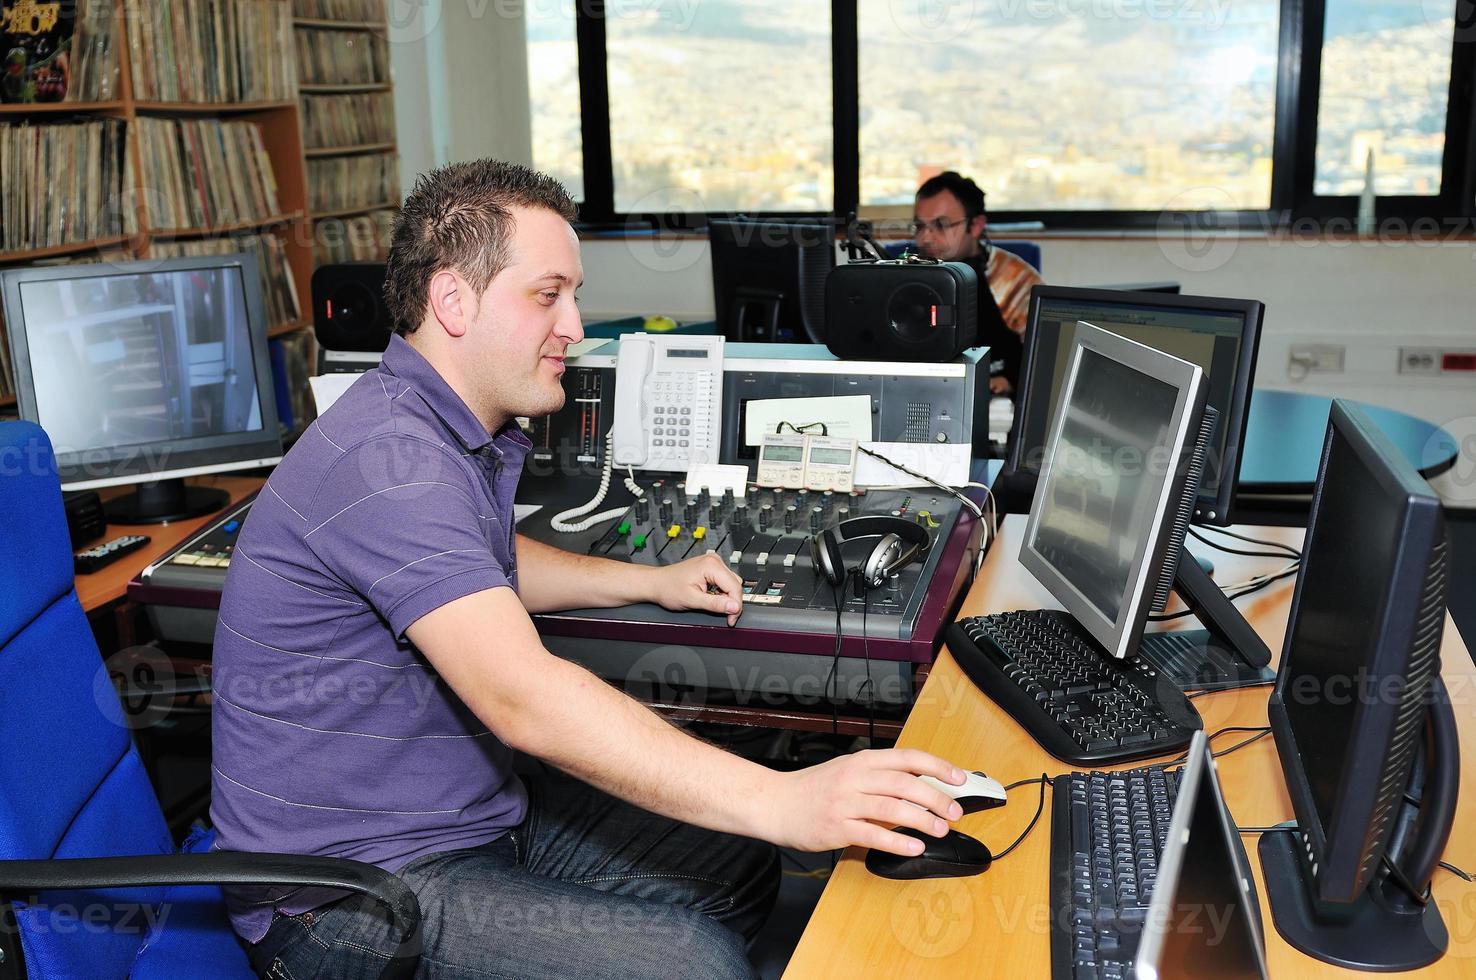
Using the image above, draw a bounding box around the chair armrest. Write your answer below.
[0,852,421,980]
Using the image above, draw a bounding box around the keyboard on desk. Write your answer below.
[945,610,1201,764]
[1051,767,1181,980]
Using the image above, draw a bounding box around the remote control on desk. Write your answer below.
[74,534,151,575]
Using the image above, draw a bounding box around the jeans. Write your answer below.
[246,773,781,979]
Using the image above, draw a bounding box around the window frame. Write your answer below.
[562,0,1476,232]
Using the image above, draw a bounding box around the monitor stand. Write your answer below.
[1258,685,1458,971]
[103,478,229,524]
[1133,548,1274,692]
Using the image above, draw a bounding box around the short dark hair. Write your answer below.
[915,171,987,220]
[384,159,578,335]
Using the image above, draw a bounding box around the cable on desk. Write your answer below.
[1191,525,1302,560]
[1187,681,1274,701]
[1188,526,1301,561]
[991,773,1052,861]
[1439,861,1474,883]
[1146,565,1299,622]
[1158,726,1271,769]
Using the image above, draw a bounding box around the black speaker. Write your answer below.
[824,260,977,362]
[312,262,392,352]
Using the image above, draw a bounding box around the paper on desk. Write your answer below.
[514,504,542,524]
[855,441,971,488]
[743,395,872,446]
[684,463,750,497]
[309,372,362,414]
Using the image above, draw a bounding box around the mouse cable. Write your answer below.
[991,773,1052,862]
[824,575,848,738]
[1190,525,1302,561]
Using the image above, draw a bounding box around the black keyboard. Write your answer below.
[1050,767,1181,980]
[946,610,1201,764]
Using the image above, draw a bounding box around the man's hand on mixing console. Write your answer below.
[648,552,745,627]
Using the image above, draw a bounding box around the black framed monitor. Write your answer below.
[1260,399,1458,972]
[709,217,836,344]
[1019,322,1271,686]
[1,254,283,523]
[1006,286,1262,528]
[1134,731,1270,980]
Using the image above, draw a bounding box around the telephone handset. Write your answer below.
[611,334,724,472]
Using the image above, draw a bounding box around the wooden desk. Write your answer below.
[78,476,264,613]
[786,518,1476,978]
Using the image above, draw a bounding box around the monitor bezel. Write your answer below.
[1266,400,1448,904]
[1134,730,1271,980]
[1,253,284,490]
[1018,321,1206,661]
[1009,285,1263,526]
[707,216,838,344]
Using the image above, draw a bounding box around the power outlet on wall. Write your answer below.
[1399,348,1442,374]
[1288,344,1345,377]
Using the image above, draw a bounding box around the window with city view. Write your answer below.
[1313,0,1454,197]
[859,0,1281,211]
[604,0,833,213]
[527,0,584,202]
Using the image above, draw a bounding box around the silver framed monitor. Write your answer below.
[1,254,284,522]
[1134,730,1270,980]
[1018,321,1207,661]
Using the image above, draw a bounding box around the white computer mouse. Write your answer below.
[917,771,1008,815]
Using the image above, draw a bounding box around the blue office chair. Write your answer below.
[0,421,421,979]
[883,239,1042,273]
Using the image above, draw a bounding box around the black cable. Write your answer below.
[1381,852,1431,906]
[1188,680,1274,701]
[992,774,1051,861]
[1238,826,1299,835]
[776,420,827,436]
[860,589,876,747]
[1146,566,1299,622]
[1439,861,1474,882]
[825,577,845,737]
[1158,727,1271,769]
[1188,526,1299,561]
[1193,525,1302,560]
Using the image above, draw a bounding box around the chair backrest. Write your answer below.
[882,239,1043,273]
[0,422,176,978]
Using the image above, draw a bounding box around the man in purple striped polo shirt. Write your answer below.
[212,159,968,979]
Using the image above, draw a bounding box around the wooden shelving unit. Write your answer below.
[0,0,313,405]
[294,0,400,269]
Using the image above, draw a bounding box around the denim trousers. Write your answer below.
[245,773,781,979]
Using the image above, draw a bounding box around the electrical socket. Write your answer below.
[1288,344,1345,374]
[1399,347,1442,374]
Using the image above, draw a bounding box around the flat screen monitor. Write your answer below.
[1261,399,1455,971]
[1135,730,1270,980]
[1019,321,1208,660]
[2,254,283,522]
[1009,286,1262,526]
[709,218,836,344]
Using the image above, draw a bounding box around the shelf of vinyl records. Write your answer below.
[0,0,315,357]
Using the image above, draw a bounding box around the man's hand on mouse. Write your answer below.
[759,748,967,857]
[647,552,744,626]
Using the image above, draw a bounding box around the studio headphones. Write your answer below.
[812,516,932,591]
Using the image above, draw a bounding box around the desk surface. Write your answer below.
[78,476,264,613]
[785,519,1476,978]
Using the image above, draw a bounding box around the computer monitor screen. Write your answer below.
[709,218,836,344]
[1019,322,1207,660]
[1267,399,1448,904]
[1136,731,1269,980]
[2,255,283,520]
[1010,287,1261,526]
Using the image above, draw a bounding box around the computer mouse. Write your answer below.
[866,827,993,880]
[917,770,1007,814]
